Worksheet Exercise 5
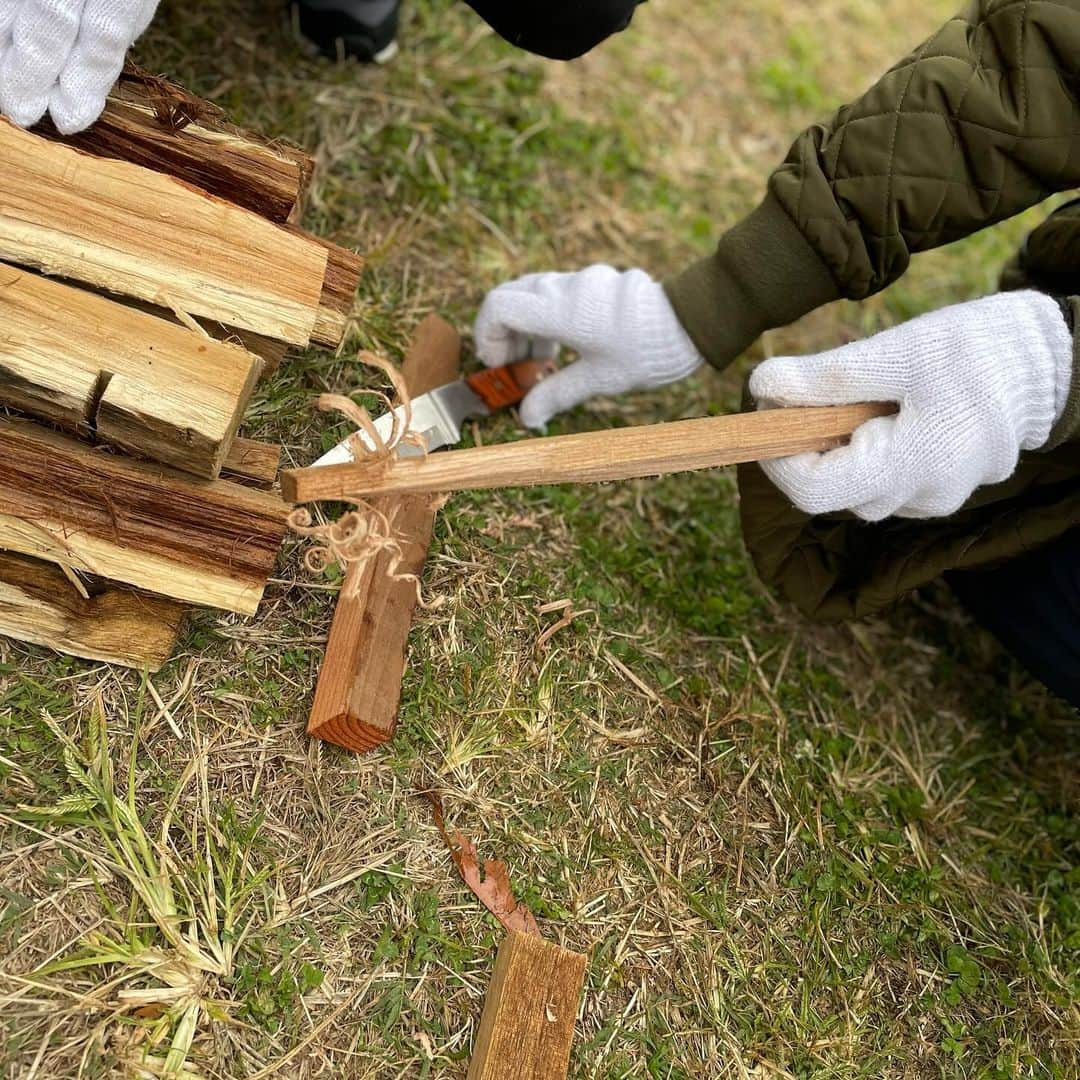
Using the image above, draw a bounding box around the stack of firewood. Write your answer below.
[0,67,363,672]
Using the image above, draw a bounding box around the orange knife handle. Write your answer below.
[465,357,559,410]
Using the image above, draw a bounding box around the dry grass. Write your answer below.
[1,0,1079,1077]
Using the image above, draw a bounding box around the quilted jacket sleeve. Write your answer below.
[664,0,1080,371]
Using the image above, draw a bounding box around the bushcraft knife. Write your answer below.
[312,357,558,467]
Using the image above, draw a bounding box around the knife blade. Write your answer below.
[312,357,557,468]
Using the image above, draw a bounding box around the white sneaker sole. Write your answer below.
[371,39,399,64]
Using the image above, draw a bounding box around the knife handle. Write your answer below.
[465,357,559,410]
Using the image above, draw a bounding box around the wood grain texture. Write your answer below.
[467,933,587,1080]
[0,550,185,670]
[308,314,461,752]
[289,226,364,346]
[221,437,282,486]
[36,66,314,223]
[0,266,263,478]
[283,403,897,503]
[212,328,288,377]
[309,494,440,751]
[105,293,290,378]
[0,117,330,345]
[0,420,288,614]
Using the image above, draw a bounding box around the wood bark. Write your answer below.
[36,65,315,224]
[0,266,264,478]
[0,420,288,614]
[0,117,356,347]
[283,402,897,503]
[294,227,364,348]
[0,550,185,670]
[308,314,461,752]
[467,932,587,1080]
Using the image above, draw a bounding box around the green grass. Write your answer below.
[1,0,1078,1076]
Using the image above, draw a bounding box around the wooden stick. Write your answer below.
[282,402,897,503]
[308,314,461,752]
[0,117,343,346]
[36,65,315,224]
[467,932,587,1080]
[0,420,288,614]
[0,266,264,478]
[0,550,185,671]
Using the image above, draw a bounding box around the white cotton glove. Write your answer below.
[474,265,705,429]
[0,0,159,134]
[750,290,1074,521]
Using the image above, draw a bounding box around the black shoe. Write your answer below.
[293,0,399,63]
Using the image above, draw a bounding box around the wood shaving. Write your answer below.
[290,351,433,604]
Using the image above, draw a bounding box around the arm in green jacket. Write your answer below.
[665,0,1080,370]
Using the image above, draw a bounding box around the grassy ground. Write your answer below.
[2,0,1079,1076]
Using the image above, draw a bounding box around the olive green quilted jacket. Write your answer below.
[663,0,1080,619]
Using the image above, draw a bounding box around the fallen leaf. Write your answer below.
[419,790,540,937]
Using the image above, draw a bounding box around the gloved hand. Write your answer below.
[474,265,704,429]
[0,0,159,134]
[750,290,1074,521]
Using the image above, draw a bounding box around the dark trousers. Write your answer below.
[465,0,645,60]
[947,529,1080,707]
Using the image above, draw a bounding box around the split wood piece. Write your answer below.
[283,402,898,503]
[36,65,315,223]
[0,117,353,347]
[290,227,365,348]
[221,437,282,487]
[308,314,462,752]
[0,266,263,478]
[106,293,289,378]
[467,932,587,1080]
[0,550,185,671]
[0,420,289,615]
[214,328,288,378]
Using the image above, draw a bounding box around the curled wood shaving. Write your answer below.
[420,790,541,937]
[289,351,435,605]
[288,501,425,604]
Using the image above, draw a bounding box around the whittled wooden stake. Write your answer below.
[308,314,462,753]
[0,551,185,671]
[311,494,441,751]
[467,933,587,1080]
[283,402,897,503]
[0,118,341,346]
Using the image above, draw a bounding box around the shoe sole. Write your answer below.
[290,3,399,64]
[371,38,398,63]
